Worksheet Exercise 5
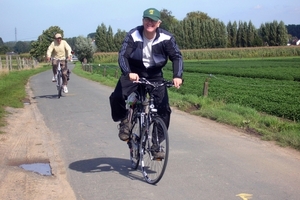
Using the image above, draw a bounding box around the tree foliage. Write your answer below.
[159,9,178,31]
[14,41,31,53]
[114,29,127,51]
[0,45,10,54]
[184,11,211,20]
[65,37,77,51]
[74,36,95,62]
[95,23,109,52]
[0,37,10,54]
[0,37,4,46]
[286,24,300,39]
[259,20,288,46]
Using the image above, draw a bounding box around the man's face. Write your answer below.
[143,17,161,33]
[55,37,62,44]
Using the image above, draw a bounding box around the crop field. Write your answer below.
[89,57,300,122]
[163,57,300,122]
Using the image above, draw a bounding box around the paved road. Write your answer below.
[29,63,300,200]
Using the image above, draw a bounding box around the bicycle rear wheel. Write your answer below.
[140,117,169,184]
[57,72,63,98]
[129,116,141,169]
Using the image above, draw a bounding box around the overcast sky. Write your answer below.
[1,0,299,42]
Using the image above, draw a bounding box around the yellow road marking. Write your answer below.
[236,193,253,200]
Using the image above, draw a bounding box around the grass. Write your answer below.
[0,64,50,130]
[73,61,300,151]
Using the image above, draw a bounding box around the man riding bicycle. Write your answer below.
[46,33,72,93]
[109,8,184,143]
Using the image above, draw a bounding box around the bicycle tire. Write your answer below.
[129,116,141,170]
[140,116,169,184]
[57,72,63,98]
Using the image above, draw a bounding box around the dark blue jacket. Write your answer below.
[118,25,183,80]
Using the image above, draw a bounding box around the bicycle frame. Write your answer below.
[136,83,158,156]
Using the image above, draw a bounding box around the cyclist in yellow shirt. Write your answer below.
[46,33,72,93]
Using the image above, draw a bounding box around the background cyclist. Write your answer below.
[46,33,72,93]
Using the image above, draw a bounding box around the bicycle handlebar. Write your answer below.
[134,77,174,88]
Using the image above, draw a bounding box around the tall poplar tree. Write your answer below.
[114,29,127,51]
[95,23,109,52]
[247,21,256,47]
[269,21,278,46]
[277,21,288,46]
[107,26,115,52]
[236,21,243,47]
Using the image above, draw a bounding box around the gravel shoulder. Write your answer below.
[0,82,76,200]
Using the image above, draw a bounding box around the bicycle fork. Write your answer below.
[56,62,61,88]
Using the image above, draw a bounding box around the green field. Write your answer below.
[164,57,300,122]
[87,57,300,122]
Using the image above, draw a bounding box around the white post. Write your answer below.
[0,57,2,71]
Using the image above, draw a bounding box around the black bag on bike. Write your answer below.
[67,69,71,81]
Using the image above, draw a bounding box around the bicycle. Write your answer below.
[52,58,64,98]
[126,77,174,184]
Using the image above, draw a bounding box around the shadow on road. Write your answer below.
[69,157,145,182]
[32,95,62,99]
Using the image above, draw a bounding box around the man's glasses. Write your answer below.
[143,17,158,23]
[56,37,62,40]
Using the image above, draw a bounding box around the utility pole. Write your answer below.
[15,27,17,42]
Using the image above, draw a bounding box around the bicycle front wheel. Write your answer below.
[57,73,63,98]
[129,117,141,170]
[140,116,169,184]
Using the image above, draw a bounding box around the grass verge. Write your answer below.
[0,64,50,131]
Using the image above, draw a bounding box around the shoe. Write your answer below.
[63,85,68,93]
[151,144,165,159]
[52,76,57,82]
[152,151,165,159]
[118,118,131,141]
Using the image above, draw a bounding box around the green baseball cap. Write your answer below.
[143,8,161,21]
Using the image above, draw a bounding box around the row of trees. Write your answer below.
[92,11,289,51]
[0,10,297,60]
[286,24,300,38]
[0,38,31,54]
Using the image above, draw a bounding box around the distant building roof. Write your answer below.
[6,51,18,55]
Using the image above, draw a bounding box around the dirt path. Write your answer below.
[0,83,76,200]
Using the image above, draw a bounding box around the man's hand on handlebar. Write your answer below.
[129,73,139,82]
[173,78,182,89]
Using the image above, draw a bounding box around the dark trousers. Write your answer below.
[109,75,171,129]
[52,59,68,85]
